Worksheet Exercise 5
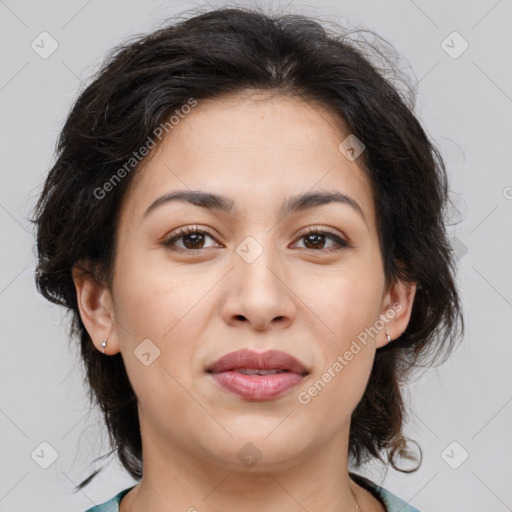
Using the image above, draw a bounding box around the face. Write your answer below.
[75,92,416,472]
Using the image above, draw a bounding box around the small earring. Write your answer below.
[385,330,392,343]
[101,338,107,354]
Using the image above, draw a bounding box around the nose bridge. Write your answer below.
[235,230,283,289]
[222,228,295,325]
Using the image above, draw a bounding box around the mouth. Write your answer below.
[231,368,291,375]
[206,348,309,375]
[206,349,309,401]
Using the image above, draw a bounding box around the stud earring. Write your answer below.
[101,338,107,354]
[385,330,392,343]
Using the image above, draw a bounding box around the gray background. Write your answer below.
[1,0,511,511]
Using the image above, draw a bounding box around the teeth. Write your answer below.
[237,369,287,375]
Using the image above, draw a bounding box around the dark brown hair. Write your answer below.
[31,4,464,491]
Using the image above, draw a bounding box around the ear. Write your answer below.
[376,277,417,349]
[71,263,120,355]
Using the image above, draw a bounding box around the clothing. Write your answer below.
[349,472,421,511]
[83,472,421,512]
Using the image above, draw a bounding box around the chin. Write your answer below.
[200,434,311,472]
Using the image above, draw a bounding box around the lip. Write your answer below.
[206,349,309,401]
[206,349,309,375]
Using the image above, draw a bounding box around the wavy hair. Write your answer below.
[31,4,464,490]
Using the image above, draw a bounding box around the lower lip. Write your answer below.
[209,371,305,400]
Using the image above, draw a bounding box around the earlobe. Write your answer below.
[71,264,119,355]
[377,279,417,349]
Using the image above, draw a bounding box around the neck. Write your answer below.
[121,416,363,512]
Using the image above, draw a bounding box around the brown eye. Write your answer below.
[162,226,220,252]
[294,228,350,252]
[161,226,350,254]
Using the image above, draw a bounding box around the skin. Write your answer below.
[73,91,416,512]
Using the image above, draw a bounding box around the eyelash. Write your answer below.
[161,225,350,254]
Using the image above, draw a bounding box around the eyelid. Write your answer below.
[161,225,220,249]
[296,226,351,250]
[161,224,351,252]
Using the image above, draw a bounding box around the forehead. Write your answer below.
[120,92,376,229]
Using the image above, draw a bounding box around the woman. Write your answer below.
[32,6,464,512]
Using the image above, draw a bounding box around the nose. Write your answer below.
[221,238,297,331]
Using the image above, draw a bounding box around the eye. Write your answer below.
[161,225,220,252]
[293,227,350,252]
[162,225,350,253]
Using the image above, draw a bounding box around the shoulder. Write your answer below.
[81,486,135,512]
[349,472,422,512]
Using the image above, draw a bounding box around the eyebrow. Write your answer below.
[142,189,367,225]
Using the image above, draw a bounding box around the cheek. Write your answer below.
[112,248,212,388]
[303,262,383,340]
[113,244,209,338]
[297,264,381,407]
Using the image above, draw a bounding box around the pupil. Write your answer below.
[182,232,326,250]
[305,233,324,249]
[184,233,204,249]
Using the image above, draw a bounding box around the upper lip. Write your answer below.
[206,349,309,375]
